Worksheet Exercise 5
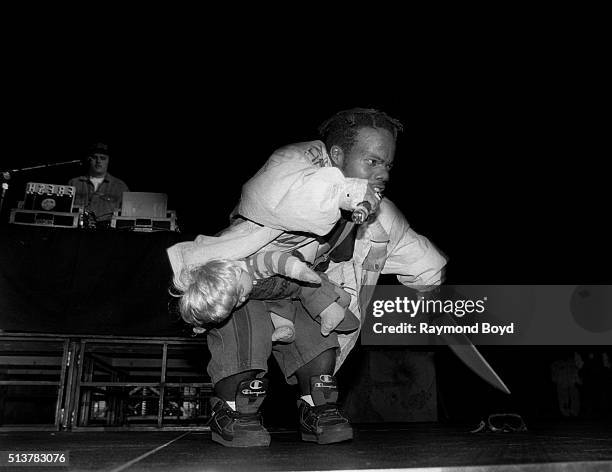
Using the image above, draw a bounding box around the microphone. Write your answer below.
[351,190,382,224]
[351,201,372,224]
[5,159,83,174]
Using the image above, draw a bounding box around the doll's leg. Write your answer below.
[298,274,359,335]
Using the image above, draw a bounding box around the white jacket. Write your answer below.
[167,140,447,368]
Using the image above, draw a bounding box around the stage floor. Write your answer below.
[1,421,611,471]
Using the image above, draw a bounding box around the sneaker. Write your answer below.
[298,374,353,444]
[209,378,270,447]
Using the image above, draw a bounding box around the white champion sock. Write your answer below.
[300,395,315,406]
[226,401,236,411]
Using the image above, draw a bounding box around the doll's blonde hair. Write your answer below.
[177,259,243,326]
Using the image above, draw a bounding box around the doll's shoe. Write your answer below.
[209,379,270,447]
[331,308,360,333]
[317,303,360,334]
[272,325,296,343]
[298,375,353,444]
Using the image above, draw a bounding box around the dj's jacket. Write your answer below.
[167,140,447,369]
[68,173,129,222]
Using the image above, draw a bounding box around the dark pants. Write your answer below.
[250,272,342,324]
[206,298,339,385]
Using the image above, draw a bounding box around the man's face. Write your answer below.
[332,127,396,197]
[88,153,109,177]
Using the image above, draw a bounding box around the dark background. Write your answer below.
[1,48,609,424]
[2,53,608,287]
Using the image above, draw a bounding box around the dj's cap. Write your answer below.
[89,141,109,157]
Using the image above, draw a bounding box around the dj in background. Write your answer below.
[68,142,129,223]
